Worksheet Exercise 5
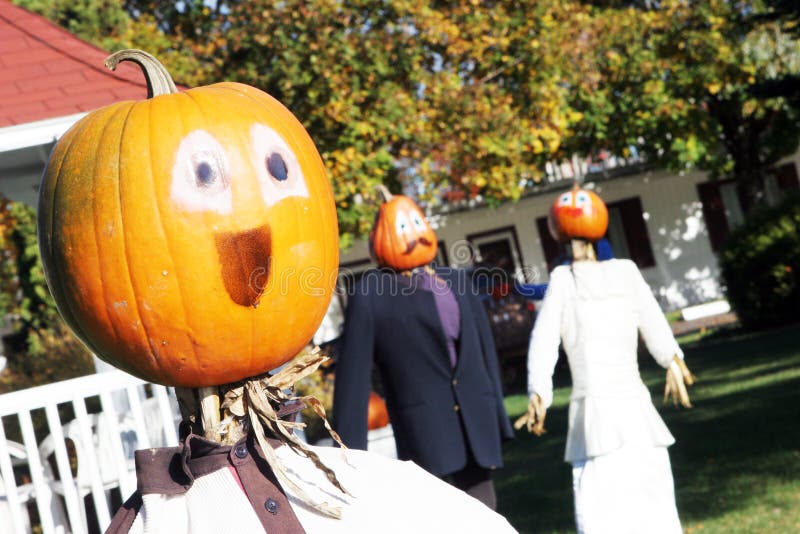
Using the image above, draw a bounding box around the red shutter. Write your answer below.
[697,181,730,252]
[536,216,562,272]
[614,197,656,268]
[436,240,449,266]
[773,163,799,191]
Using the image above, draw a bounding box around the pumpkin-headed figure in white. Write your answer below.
[520,186,695,534]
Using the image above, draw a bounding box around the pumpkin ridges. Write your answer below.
[74,100,165,382]
[39,118,119,368]
[106,92,200,384]
[91,104,140,372]
[143,90,210,384]
[139,97,188,382]
[117,99,177,382]
[37,111,94,351]
[49,105,134,361]
[93,102,157,373]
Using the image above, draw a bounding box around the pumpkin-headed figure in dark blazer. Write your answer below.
[333,187,514,509]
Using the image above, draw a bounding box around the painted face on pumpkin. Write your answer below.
[370,195,438,270]
[548,186,609,243]
[556,189,594,219]
[393,206,435,254]
[169,124,311,308]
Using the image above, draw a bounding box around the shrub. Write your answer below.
[0,197,93,393]
[719,192,800,330]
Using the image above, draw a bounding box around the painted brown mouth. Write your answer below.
[215,224,271,308]
[403,236,434,255]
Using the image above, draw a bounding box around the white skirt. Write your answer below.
[571,446,682,534]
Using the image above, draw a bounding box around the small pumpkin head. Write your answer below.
[38,50,338,387]
[369,186,437,270]
[547,184,609,243]
[367,391,390,430]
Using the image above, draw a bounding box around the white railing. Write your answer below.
[0,371,180,534]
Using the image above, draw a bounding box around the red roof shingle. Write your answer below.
[0,0,149,127]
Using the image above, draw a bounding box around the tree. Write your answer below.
[569,0,800,208]
[0,198,93,392]
[207,0,589,244]
[15,0,589,244]
[14,0,800,239]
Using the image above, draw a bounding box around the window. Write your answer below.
[536,196,655,269]
[466,226,526,281]
[697,162,798,251]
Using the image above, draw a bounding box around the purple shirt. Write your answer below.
[415,271,461,368]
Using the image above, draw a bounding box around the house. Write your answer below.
[338,156,800,312]
[0,0,146,207]
[2,0,798,322]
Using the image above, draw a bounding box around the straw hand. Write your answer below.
[514,394,547,436]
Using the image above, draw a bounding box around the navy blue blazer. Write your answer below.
[332,268,514,476]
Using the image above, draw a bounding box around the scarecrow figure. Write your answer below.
[517,184,695,534]
[333,186,514,510]
[38,50,516,533]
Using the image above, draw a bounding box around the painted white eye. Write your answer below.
[171,130,232,214]
[558,193,572,207]
[395,212,411,235]
[411,212,426,231]
[251,123,309,207]
[575,192,589,208]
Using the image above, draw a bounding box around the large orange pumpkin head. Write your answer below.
[37,50,339,387]
[369,186,437,271]
[547,184,609,243]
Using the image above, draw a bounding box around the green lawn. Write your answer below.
[496,325,800,534]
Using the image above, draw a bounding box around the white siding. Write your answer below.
[342,170,723,311]
[0,167,42,207]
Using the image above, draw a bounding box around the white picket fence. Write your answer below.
[0,370,180,534]
[0,370,399,533]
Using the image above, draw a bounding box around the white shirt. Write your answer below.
[129,445,517,533]
[527,259,682,463]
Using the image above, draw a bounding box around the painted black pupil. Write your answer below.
[267,153,288,181]
[196,161,215,186]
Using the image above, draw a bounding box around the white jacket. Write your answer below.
[527,259,682,463]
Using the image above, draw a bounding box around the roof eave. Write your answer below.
[0,112,86,153]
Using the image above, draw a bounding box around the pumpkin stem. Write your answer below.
[375,184,394,202]
[104,49,179,98]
